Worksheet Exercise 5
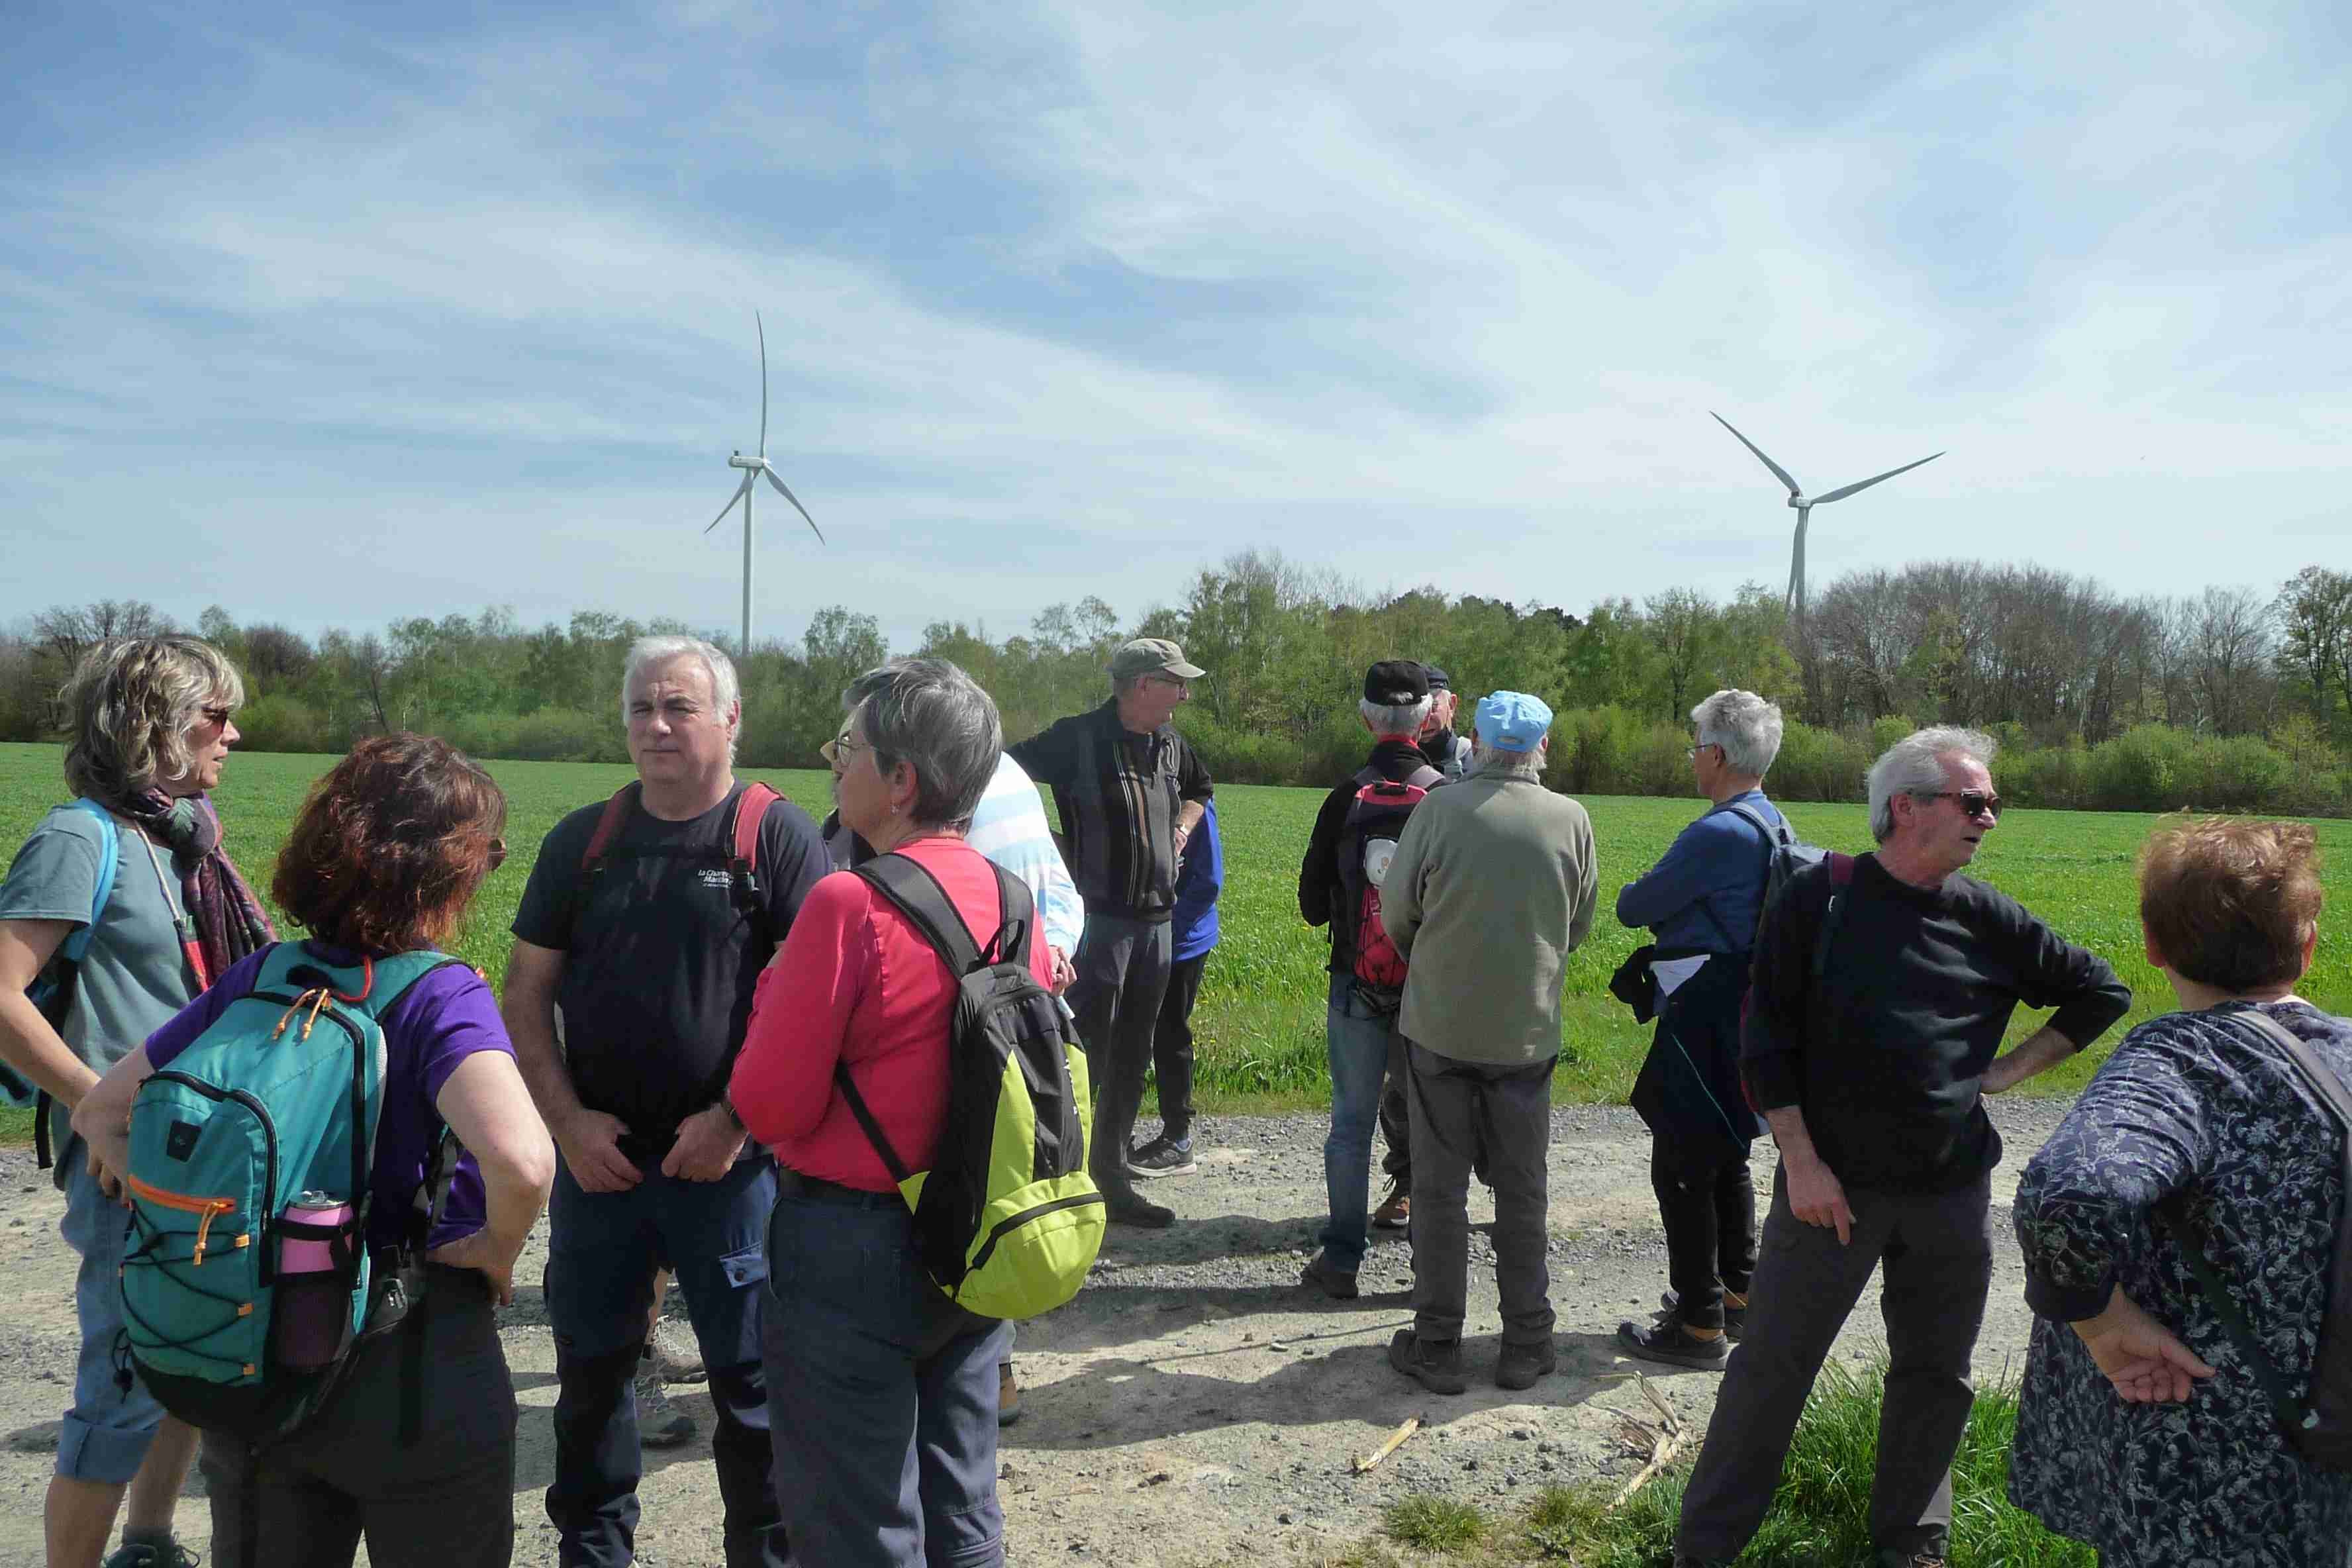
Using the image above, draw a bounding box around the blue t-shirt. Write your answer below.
[145,942,514,1251]
[1613,790,1789,954]
[1171,799,1222,961]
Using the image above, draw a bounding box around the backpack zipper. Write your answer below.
[122,1174,240,1265]
[961,1189,1106,1279]
[147,1068,285,1279]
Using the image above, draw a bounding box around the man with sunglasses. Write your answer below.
[1008,638,1212,1229]
[1672,726,2130,1568]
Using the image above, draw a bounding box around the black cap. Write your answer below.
[1363,660,1432,704]
[1420,663,1452,691]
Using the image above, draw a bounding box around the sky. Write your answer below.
[5,1,2347,654]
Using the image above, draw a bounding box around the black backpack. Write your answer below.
[1722,802,1828,952]
[2158,1007,2352,1472]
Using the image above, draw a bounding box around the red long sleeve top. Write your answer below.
[728,835,1054,1193]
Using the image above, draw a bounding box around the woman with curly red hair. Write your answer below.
[74,734,555,1568]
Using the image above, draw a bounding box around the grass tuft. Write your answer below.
[1383,1494,1489,1555]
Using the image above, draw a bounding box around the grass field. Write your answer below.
[6,740,2349,1138]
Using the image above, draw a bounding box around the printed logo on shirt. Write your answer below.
[696,868,734,892]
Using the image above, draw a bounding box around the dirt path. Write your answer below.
[0,1101,2070,1566]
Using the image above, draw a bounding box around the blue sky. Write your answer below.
[5,1,2347,652]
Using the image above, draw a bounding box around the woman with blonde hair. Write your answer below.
[0,636,271,1568]
[2012,816,2352,1565]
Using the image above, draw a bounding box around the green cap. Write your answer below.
[1108,638,1206,681]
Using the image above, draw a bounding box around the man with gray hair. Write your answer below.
[1671,726,2132,1568]
[506,634,829,1568]
[1379,692,1598,1394]
[1009,637,1213,1229]
[1614,689,1788,1369]
[1297,660,1445,1297]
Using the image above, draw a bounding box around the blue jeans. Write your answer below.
[763,1174,1012,1568]
[544,1154,785,1568]
[57,1134,166,1483]
[1320,975,1406,1271]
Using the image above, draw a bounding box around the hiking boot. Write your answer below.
[1659,1288,1746,1342]
[1496,1338,1557,1391]
[1128,1135,1199,1178]
[1300,1251,1359,1300]
[636,1361,697,1448]
[102,1543,198,1568]
[1387,1328,1468,1396]
[1616,1317,1732,1371]
[1371,1179,1410,1230]
[648,1314,707,1383]
[1103,1190,1175,1228]
[997,1363,1022,1427]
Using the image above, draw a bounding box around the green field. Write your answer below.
[6,740,2349,1136]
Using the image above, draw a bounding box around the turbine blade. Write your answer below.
[760,464,824,544]
[757,311,768,456]
[1812,451,1943,505]
[703,474,754,533]
[1711,411,1802,497]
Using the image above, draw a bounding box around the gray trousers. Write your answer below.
[1068,912,1173,1201]
[1675,1165,1994,1563]
[1404,1041,1556,1347]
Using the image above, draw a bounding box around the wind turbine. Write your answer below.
[703,312,824,654]
[1710,413,1941,626]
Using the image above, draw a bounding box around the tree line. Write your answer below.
[3,554,2348,816]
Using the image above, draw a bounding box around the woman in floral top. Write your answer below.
[2012,816,2351,1567]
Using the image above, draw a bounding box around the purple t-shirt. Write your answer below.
[145,942,514,1251]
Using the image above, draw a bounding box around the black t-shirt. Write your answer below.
[1740,853,2132,1192]
[512,783,828,1157]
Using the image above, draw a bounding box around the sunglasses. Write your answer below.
[1928,790,2002,820]
[488,838,509,871]
[199,705,234,727]
[818,732,871,767]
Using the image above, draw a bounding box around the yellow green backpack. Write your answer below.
[835,853,1104,1320]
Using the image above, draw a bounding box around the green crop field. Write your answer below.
[5,740,2349,1142]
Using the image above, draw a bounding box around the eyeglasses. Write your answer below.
[199,705,234,727]
[819,732,870,767]
[1686,742,1722,761]
[1928,790,2002,820]
[1145,675,1190,691]
[487,838,508,871]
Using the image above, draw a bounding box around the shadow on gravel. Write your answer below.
[1022,1281,1408,1357]
[1012,1328,1630,1451]
[1091,1212,1328,1267]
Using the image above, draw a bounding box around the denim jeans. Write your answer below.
[543,1154,785,1568]
[1320,975,1406,1271]
[763,1174,1012,1568]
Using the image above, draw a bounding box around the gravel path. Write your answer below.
[0,1099,2074,1566]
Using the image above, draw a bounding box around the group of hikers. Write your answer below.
[0,628,2345,1568]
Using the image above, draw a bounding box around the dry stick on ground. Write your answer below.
[1351,1415,1423,1474]
[1608,1373,1685,1507]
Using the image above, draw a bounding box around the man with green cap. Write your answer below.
[1008,638,1213,1228]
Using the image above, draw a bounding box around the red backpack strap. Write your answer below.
[1827,852,1855,887]
[730,781,782,877]
[579,783,641,875]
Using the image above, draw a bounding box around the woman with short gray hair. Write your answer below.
[1868,726,1996,843]
[0,634,271,1568]
[730,656,1041,1567]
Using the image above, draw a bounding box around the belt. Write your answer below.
[774,1167,901,1209]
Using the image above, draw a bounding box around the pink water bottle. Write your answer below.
[275,1191,355,1369]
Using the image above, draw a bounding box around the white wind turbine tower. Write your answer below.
[703,312,824,654]
[1710,413,1941,627]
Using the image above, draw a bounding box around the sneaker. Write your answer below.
[1659,1289,1746,1342]
[1300,1251,1359,1300]
[636,1361,698,1448]
[1496,1338,1557,1391]
[1128,1135,1199,1178]
[1104,1191,1175,1228]
[102,1544,198,1568]
[1387,1328,1468,1396]
[1616,1317,1731,1371]
[648,1314,707,1383]
[997,1364,1023,1427]
[1371,1179,1410,1230]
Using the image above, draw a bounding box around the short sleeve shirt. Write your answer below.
[146,944,512,1251]
[0,803,201,1175]
[511,783,827,1156]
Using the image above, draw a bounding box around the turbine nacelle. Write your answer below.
[728,454,760,470]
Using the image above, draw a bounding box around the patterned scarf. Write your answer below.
[119,790,276,987]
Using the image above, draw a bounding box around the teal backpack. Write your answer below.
[120,942,469,1446]
[5,798,122,1169]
